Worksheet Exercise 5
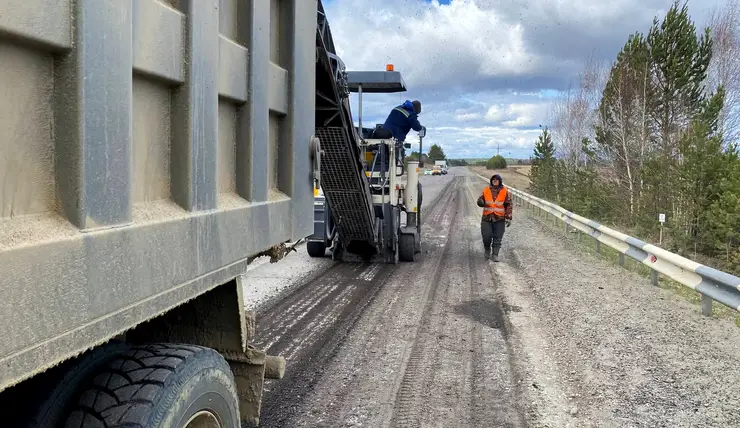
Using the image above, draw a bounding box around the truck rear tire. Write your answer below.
[7,341,130,428]
[399,233,415,262]
[306,241,326,257]
[62,344,239,428]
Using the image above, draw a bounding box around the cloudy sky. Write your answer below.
[322,0,727,159]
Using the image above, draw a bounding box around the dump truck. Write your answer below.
[0,0,381,426]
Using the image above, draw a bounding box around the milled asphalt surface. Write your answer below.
[242,167,740,428]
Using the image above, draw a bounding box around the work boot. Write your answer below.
[492,248,500,262]
[484,247,491,260]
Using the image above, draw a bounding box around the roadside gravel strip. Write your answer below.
[256,167,740,427]
[501,194,740,427]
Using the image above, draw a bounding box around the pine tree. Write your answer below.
[675,88,728,253]
[427,144,446,161]
[530,126,557,196]
[645,0,714,228]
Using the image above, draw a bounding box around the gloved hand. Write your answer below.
[505,219,511,227]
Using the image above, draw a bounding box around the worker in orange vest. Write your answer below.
[476,174,512,261]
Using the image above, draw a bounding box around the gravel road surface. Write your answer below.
[242,167,740,428]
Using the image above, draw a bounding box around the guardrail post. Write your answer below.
[651,269,658,286]
[619,253,625,267]
[596,240,601,254]
[701,295,713,316]
[563,221,568,234]
[578,231,583,243]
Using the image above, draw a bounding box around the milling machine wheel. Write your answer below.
[399,233,416,262]
[307,241,327,257]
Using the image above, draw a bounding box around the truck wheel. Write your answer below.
[399,234,415,262]
[306,241,326,257]
[63,344,239,428]
[8,341,130,428]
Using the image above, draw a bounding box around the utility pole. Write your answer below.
[497,143,500,156]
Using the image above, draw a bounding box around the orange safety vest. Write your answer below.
[482,186,507,216]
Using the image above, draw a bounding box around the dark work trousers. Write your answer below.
[481,219,506,255]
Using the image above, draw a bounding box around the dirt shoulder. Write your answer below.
[498,191,740,428]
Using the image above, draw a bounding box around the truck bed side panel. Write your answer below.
[0,0,316,391]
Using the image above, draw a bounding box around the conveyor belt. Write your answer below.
[315,2,378,253]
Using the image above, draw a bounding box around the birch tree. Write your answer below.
[706,0,740,145]
[595,33,652,222]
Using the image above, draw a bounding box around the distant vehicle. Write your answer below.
[434,160,447,168]
[441,167,448,175]
[432,166,441,175]
[424,168,433,175]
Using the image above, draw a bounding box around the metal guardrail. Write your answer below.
[474,173,740,316]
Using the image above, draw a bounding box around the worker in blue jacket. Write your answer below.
[382,100,425,143]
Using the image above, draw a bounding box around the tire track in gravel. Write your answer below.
[413,177,482,427]
[388,183,465,428]
[255,259,398,427]
[461,176,524,426]
[456,175,527,427]
[269,177,464,427]
[388,175,529,427]
[256,176,460,428]
[254,176,458,362]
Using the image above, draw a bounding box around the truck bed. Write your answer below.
[0,0,316,392]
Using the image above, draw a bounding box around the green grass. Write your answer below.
[524,203,740,325]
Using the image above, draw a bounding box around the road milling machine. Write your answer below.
[308,18,424,263]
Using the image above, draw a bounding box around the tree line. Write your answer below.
[530,0,740,274]
[404,143,446,165]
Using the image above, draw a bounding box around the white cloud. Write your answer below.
[322,0,721,158]
[325,0,544,94]
[454,112,482,122]
[483,103,548,128]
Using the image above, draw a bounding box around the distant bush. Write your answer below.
[486,155,507,169]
